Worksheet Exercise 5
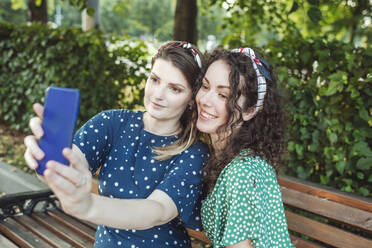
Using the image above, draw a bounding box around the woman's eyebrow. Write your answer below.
[169,82,186,89]
[204,77,230,89]
[151,72,161,80]
[217,85,230,90]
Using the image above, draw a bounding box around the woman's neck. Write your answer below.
[143,112,181,136]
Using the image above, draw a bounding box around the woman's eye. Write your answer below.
[150,77,158,83]
[201,83,208,89]
[219,94,228,99]
[170,87,181,93]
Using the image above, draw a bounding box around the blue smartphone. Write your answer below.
[36,86,80,175]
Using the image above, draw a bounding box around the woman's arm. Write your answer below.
[85,189,178,230]
[24,103,179,229]
[227,240,254,248]
[43,146,179,230]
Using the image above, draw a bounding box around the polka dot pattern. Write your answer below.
[73,110,209,248]
[201,152,294,248]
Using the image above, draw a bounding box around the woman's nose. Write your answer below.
[199,91,213,107]
[153,84,165,99]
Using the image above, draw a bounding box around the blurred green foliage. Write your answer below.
[267,35,372,197]
[206,0,372,196]
[0,22,149,131]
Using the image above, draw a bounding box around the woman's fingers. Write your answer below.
[46,160,90,189]
[63,146,89,172]
[44,167,92,218]
[24,135,44,159]
[30,103,44,139]
[29,116,43,139]
[24,148,39,170]
[44,167,77,195]
[33,103,44,119]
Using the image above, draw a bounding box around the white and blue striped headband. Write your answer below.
[231,48,272,112]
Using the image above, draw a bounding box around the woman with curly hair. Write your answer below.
[196,48,294,248]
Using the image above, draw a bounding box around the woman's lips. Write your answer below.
[199,110,217,120]
[151,102,165,109]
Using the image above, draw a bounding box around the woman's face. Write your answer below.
[144,58,192,123]
[196,60,231,137]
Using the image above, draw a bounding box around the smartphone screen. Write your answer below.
[36,86,80,175]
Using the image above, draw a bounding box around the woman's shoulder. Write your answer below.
[224,153,274,181]
[90,109,143,125]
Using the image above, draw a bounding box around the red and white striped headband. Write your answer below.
[231,48,267,112]
[159,41,202,69]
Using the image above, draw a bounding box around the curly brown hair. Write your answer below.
[199,48,287,192]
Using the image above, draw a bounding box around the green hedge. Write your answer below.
[266,36,372,197]
[0,22,149,131]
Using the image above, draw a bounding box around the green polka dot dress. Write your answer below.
[201,152,294,248]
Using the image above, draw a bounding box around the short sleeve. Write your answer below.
[218,166,260,246]
[156,143,209,227]
[73,110,126,174]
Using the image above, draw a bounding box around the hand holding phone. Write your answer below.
[36,86,80,175]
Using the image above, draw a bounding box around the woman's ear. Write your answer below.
[242,108,256,121]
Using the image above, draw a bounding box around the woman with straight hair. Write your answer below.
[24,41,209,248]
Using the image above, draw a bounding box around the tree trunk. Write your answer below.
[27,0,47,23]
[82,0,100,31]
[173,0,198,45]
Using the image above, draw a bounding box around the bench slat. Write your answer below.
[286,210,372,248]
[0,217,51,248]
[281,187,372,232]
[14,215,73,248]
[279,175,372,213]
[32,212,93,248]
[47,209,96,242]
[289,235,323,248]
[0,233,18,248]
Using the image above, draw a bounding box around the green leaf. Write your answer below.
[358,187,369,197]
[342,178,352,186]
[351,141,372,157]
[295,144,304,157]
[335,161,346,174]
[288,141,295,151]
[329,133,337,145]
[368,174,372,182]
[326,74,344,96]
[320,175,329,185]
[300,51,311,64]
[345,122,353,131]
[357,172,364,180]
[359,107,369,122]
[343,185,353,193]
[296,166,309,179]
[356,157,372,171]
[87,7,95,17]
[307,7,322,23]
[288,1,299,14]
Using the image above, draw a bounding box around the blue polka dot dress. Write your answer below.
[73,110,209,248]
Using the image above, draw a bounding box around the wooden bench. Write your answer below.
[1,175,371,247]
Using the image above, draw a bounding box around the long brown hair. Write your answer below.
[200,48,287,192]
[151,41,205,161]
